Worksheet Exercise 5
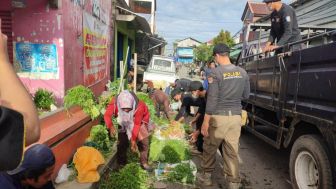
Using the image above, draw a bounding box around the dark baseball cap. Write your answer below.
[213,43,230,55]
[189,81,204,91]
[7,144,55,175]
[263,0,281,3]
[170,88,182,99]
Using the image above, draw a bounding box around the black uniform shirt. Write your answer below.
[205,64,250,116]
[269,4,301,46]
[175,94,206,121]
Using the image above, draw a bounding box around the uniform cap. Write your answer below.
[189,81,204,91]
[213,43,230,55]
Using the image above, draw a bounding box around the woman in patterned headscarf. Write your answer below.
[104,90,151,170]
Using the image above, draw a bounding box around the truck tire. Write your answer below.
[289,135,333,189]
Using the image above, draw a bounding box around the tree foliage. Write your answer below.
[193,44,213,63]
[213,29,235,48]
[193,30,235,63]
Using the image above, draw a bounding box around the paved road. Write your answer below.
[185,132,291,189]
[235,132,291,189]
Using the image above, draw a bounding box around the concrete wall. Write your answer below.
[0,0,113,103]
[10,0,65,103]
[63,0,112,98]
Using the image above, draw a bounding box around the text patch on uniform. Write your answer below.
[223,72,243,80]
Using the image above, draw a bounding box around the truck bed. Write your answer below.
[244,42,336,123]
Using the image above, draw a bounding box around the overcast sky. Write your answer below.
[154,0,290,55]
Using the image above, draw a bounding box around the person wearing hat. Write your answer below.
[173,81,205,123]
[173,78,192,92]
[104,90,152,171]
[0,31,40,172]
[187,81,207,154]
[0,144,56,189]
[197,43,250,188]
[263,0,301,53]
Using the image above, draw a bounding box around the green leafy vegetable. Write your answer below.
[167,163,195,184]
[64,85,100,119]
[149,137,190,163]
[88,125,111,154]
[34,88,55,111]
[99,163,149,189]
[106,79,121,96]
[136,92,169,126]
[127,148,140,163]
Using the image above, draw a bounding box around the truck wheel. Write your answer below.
[290,135,333,189]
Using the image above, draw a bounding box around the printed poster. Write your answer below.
[15,43,59,80]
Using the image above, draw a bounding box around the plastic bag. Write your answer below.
[55,164,71,184]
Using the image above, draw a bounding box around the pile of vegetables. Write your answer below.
[64,85,100,119]
[86,125,111,155]
[167,163,195,184]
[99,163,150,189]
[33,88,56,111]
[149,137,190,163]
[159,122,185,139]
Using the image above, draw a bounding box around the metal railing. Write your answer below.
[240,29,336,64]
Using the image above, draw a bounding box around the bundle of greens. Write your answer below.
[127,148,140,163]
[136,92,155,114]
[167,163,195,184]
[106,79,120,97]
[149,137,190,164]
[87,125,111,154]
[33,88,56,111]
[99,163,149,189]
[64,85,100,119]
[98,93,113,112]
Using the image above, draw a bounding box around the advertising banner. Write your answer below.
[83,11,108,86]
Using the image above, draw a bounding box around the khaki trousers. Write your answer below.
[201,115,242,183]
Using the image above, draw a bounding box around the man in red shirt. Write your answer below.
[104,90,151,170]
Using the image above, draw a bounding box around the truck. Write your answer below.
[237,23,336,189]
[143,55,178,89]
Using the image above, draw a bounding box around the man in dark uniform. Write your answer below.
[172,81,205,123]
[263,0,302,52]
[196,44,250,188]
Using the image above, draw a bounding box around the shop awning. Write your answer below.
[116,3,151,34]
[230,49,241,59]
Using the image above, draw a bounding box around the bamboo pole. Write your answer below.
[133,53,137,93]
